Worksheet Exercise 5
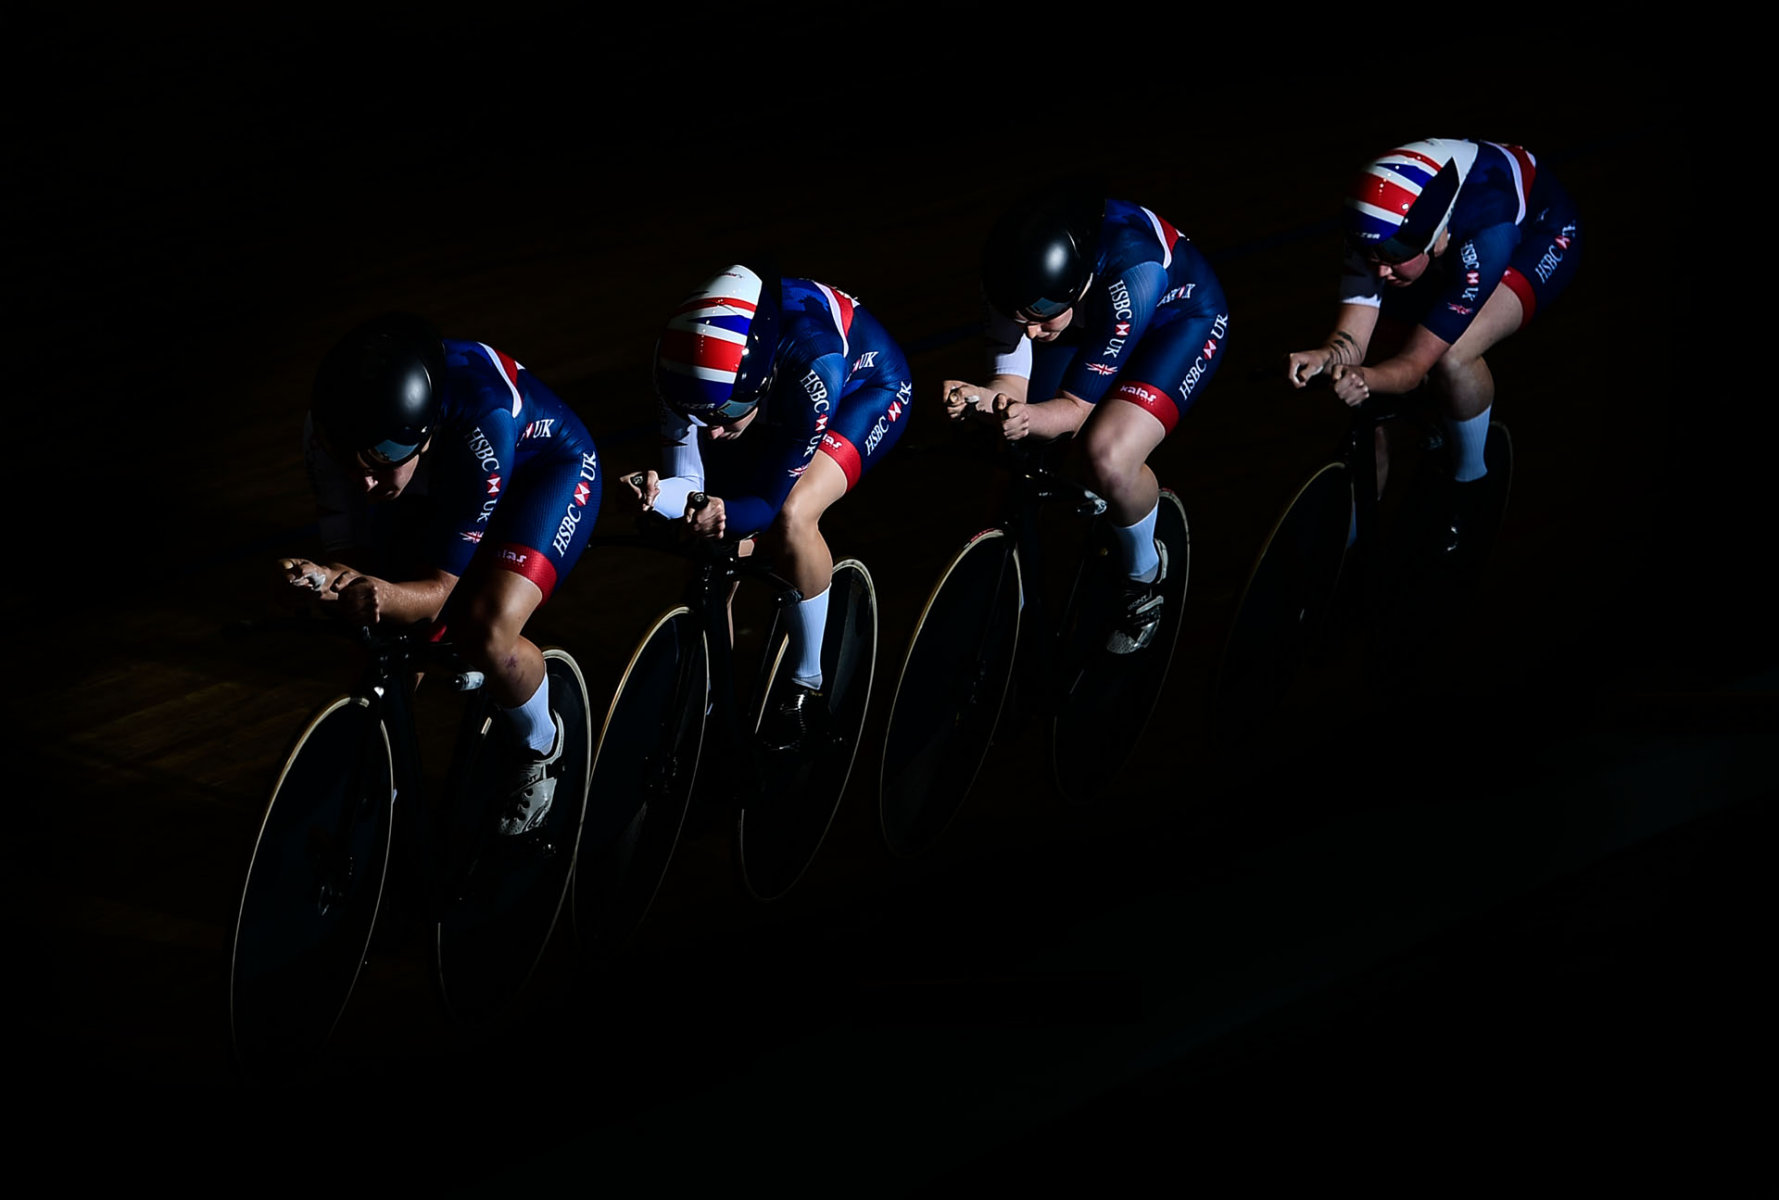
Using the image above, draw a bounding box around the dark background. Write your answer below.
[10,15,1767,1190]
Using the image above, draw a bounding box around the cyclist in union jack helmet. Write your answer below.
[279,313,602,837]
[1285,137,1581,552]
[945,183,1230,655]
[627,264,912,752]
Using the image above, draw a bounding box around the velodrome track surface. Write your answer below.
[11,22,1766,1189]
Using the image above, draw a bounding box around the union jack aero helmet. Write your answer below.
[1344,138,1479,262]
[653,264,782,422]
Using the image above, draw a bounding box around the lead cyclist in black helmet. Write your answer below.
[277,313,603,836]
[946,185,1230,653]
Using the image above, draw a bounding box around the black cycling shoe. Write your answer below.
[1440,477,1493,559]
[1105,541,1168,655]
[760,683,833,754]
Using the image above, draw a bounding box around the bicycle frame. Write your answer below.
[588,512,803,780]
[998,445,1110,711]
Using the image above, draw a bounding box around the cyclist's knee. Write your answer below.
[1432,347,1485,383]
[1079,429,1146,499]
[773,495,831,553]
[1429,352,1494,419]
[458,589,529,668]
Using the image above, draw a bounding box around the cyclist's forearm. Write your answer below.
[1322,304,1378,366]
[1022,393,1093,441]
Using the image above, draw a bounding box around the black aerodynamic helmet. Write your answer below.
[980,183,1106,321]
[311,312,446,466]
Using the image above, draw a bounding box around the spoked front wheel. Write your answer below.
[433,648,593,1026]
[878,528,1022,856]
[572,607,708,956]
[1051,488,1191,807]
[229,695,395,1075]
[737,558,877,901]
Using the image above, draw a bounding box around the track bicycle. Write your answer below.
[1211,389,1514,741]
[877,440,1190,857]
[571,487,877,953]
[227,618,592,1074]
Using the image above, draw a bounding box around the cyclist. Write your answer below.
[277,312,602,835]
[1284,137,1581,550]
[627,264,912,751]
[945,185,1230,653]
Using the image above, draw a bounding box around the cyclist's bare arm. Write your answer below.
[1286,303,1379,386]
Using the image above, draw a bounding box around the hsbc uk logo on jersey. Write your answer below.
[1100,279,1136,361]
[792,370,833,472]
[864,381,912,456]
[1458,240,1483,302]
[1536,222,1577,284]
[468,426,504,524]
[552,452,599,554]
[1175,312,1228,404]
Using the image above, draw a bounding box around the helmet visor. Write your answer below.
[1010,271,1093,324]
[363,436,426,466]
[1361,231,1430,265]
[1015,295,1075,322]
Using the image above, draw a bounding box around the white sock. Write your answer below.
[1113,503,1161,582]
[1445,409,1491,483]
[787,588,830,691]
[503,674,555,754]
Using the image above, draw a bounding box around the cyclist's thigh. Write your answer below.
[1499,195,1581,329]
[473,444,603,606]
[1100,304,1231,437]
[815,375,914,494]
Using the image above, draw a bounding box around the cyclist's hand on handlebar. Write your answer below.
[685,493,727,539]
[278,556,332,595]
[274,556,330,613]
[335,574,384,625]
[993,393,1031,441]
[942,379,987,421]
[1327,363,1372,407]
[1284,348,1334,388]
[624,470,661,511]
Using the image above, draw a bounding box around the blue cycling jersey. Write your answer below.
[989,198,1229,432]
[306,338,600,601]
[658,278,912,537]
[1339,140,1581,342]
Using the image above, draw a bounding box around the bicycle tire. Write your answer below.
[737,558,877,901]
[878,528,1022,856]
[434,648,594,1025]
[572,608,708,954]
[229,694,394,1074]
[1484,420,1514,546]
[1211,461,1352,739]
[1052,489,1192,806]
